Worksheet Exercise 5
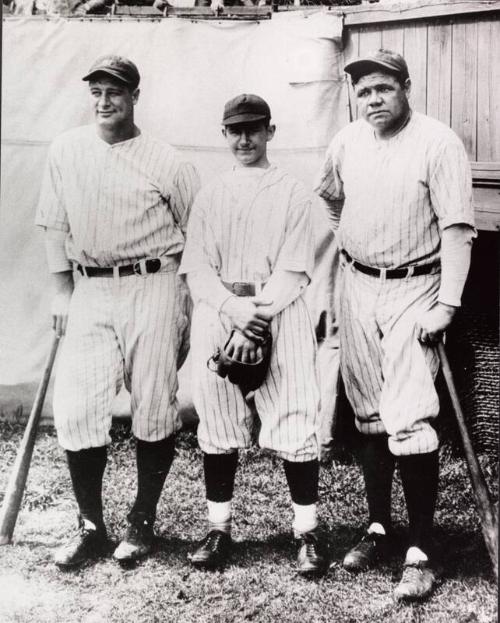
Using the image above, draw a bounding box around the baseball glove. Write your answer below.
[208,330,272,395]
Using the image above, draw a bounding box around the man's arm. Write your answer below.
[316,197,344,233]
[313,137,345,232]
[170,161,201,237]
[43,228,74,336]
[415,223,475,344]
[416,133,476,344]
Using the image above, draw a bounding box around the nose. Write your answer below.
[239,130,250,144]
[98,92,111,108]
[368,90,382,106]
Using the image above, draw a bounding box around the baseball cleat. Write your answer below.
[113,512,155,564]
[188,529,232,570]
[394,561,436,601]
[342,532,386,572]
[296,529,328,577]
[54,517,110,569]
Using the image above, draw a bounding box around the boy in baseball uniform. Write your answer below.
[36,55,200,568]
[315,50,475,600]
[179,94,326,575]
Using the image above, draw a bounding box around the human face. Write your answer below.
[354,72,411,138]
[222,121,275,168]
[89,77,139,131]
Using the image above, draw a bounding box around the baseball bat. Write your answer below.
[0,332,61,545]
[437,342,498,579]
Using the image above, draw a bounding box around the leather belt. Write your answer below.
[222,281,266,297]
[342,250,439,279]
[77,258,166,278]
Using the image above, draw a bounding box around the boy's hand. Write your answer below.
[221,296,273,341]
[224,331,263,363]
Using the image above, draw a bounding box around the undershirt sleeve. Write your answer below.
[438,224,476,307]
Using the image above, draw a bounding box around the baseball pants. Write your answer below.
[339,260,441,456]
[190,296,320,462]
[54,266,191,450]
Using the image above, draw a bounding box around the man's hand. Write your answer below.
[221,296,273,341]
[51,271,74,337]
[415,302,457,344]
[224,331,263,363]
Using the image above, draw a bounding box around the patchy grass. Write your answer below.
[0,422,497,623]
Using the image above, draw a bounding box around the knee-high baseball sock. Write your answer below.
[131,435,176,522]
[283,459,319,534]
[359,434,395,533]
[203,452,238,533]
[398,450,439,557]
[66,446,107,528]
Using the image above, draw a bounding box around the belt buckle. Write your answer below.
[133,260,146,276]
[133,258,161,277]
[231,282,249,297]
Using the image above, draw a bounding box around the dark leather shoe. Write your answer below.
[113,512,155,563]
[296,529,328,577]
[188,529,231,569]
[343,532,386,572]
[54,517,109,568]
[394,561,436,601]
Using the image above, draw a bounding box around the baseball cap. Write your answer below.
[344,49,409,82]
[222,94,271,126]
[82,55,140,89]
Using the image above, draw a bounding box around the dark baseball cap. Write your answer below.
[222,94,271,126]
[82,55,140,89]
[344,49,409,82]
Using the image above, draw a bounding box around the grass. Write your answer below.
[0,421,497,623]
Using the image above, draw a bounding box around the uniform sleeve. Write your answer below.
[179,191,233,310]
[178,191,216,275]
[273,183,315,280]
[313,135,345,231]
[429,136,475,230]
[44,228,72,273]
[169,160,201,237]
[35,141,70,232]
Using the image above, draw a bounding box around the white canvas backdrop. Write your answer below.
[0,12,347,420]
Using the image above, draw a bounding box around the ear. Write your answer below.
[266,124,276,142]
[221,127,227,139]
[403,78,411,96]
[132,88,140,105]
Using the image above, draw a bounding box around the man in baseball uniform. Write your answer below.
[179,94,327,575]
[36,55,200,568]
[314,50,475,600]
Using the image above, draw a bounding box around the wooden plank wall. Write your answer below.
[342,13,500,165]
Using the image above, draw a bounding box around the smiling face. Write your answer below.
[88,76,139,134]
[354,72,411,138]
[222,121,275,168]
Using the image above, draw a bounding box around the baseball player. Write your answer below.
[36,55,200,568]
[179,94,327,575]
[314,50,475,600]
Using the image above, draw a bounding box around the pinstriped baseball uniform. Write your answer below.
[315,112,474,455]
[36,125,200,450]
[179,165,320,462]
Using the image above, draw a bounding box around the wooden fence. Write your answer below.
[338,0,500,231]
